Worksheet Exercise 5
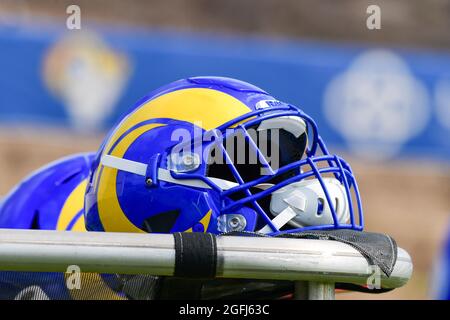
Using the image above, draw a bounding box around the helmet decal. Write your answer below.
[57,179,88,232]
[183,209,212,233]
[97,123,164,232]
[103,88,251,155]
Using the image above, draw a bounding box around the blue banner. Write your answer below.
[0,22,449,161]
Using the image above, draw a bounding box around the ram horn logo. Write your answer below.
[42,31,131,132]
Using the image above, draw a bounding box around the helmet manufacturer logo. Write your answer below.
[255,100,283,110]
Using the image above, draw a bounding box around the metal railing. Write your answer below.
[0,229,413,300]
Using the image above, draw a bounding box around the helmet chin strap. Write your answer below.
[258,207,298,234]
[258,178,350,234]
[101,155,239,191]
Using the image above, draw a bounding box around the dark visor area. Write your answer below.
[206,124,308,196]
[206,124,308,230]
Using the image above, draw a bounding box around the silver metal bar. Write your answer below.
[307,282,336,300]
[293,281,335,300]
[0,229,413,290]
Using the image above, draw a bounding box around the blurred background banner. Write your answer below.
[0,0,449,299]
[1,24,449,161]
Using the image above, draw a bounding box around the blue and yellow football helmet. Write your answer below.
[85,76,363,235]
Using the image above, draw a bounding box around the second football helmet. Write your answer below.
[84,76,363,235]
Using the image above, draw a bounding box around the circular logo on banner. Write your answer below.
[323,49,430,160]
[435,79,450,132]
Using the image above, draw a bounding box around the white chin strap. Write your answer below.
[258,178,350,234]
[258,207,298,234]
[101,155,238,190]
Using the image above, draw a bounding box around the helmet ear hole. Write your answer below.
[335,197,340,214]
[141,210,180,233]
[317,198,325,215]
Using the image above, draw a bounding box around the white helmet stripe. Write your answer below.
[101,154,147,176]
[100,155,238,190]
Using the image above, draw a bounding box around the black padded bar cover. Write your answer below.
[173,232,217,278]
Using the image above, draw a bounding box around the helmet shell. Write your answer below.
[85,77,275,233]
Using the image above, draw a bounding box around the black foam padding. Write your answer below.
[221,229,398,277]
[276,230,398,277]
[173,232,217,278]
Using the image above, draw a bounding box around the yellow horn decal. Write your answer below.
[70,214,86,232]
[184,209,212,233]
[97,123,164,233]
[57,179,88,232]
[103,88,251,155]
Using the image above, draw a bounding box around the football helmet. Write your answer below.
[84,76,363,235]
